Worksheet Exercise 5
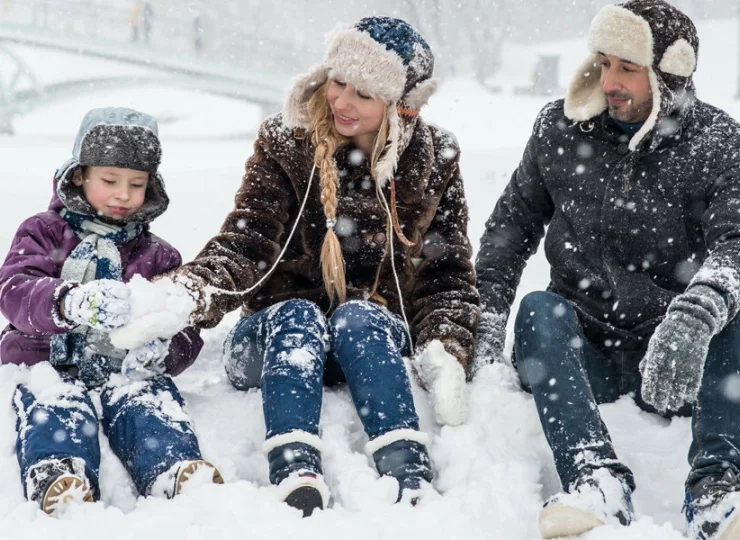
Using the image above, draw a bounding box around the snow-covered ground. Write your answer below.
[0,17,738,539]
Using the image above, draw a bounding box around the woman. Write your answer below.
[148,17,479,516]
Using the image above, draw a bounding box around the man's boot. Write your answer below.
[539,467,634,538]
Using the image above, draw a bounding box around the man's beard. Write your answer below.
[606,92,652,123]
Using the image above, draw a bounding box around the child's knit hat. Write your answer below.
[55,107,169,223]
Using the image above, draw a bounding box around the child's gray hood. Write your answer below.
[53,107,169,224]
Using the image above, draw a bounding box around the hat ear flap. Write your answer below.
[658,38,696,77]
[283,65,330,129]
[402,78,438,110]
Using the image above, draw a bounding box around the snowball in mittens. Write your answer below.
[109,274,195,350]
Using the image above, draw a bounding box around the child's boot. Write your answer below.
[265,431,330,517]
[368,430,435,505]
[153,459,224,498]
[26,457,94,515]
[174,459,224,496]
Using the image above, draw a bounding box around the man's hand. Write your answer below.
[641,285,728,412]
[474,311,507,364]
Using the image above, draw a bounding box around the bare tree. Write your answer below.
[397,0,507,86]
[459,0,508,86]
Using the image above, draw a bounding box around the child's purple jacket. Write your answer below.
[0,194,203,375]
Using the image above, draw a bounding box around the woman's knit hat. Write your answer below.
[565,0,699,151]
[283,16,437,187]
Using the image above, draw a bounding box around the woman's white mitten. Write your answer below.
[412,340,469,426]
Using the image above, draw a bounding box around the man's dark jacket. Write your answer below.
[476,97,740,350]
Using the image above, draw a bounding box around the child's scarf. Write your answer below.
[50,209,144,387]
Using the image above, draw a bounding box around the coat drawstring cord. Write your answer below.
[203,163,317,299]
[203,163,416,357]
[377,176,415,356]
[389,176,415,247]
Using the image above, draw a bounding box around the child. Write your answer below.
[0,107,222,515]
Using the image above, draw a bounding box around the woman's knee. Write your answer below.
[330,300,395,335]
[267,299,328,341]
[223,315,265,391]
[329,301,407,367]
[330,301,396,346]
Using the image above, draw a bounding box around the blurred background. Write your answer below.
[1,0,739,133]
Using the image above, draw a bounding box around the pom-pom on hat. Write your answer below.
[283,16,438,187]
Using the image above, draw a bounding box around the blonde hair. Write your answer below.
[306,81,390,306]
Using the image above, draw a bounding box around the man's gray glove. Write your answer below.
[640,285,728,413]
[474,311,507,365]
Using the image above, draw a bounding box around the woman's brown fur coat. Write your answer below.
[180,113,480,373]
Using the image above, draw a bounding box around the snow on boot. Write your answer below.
[685,469,740,539]
[173,460,224,496]
[26,457,94,516]
[367,430,435,505]
[42,474,94,515]
[277,470,330,517]
[151,459,224,498]
[539,467,634,538]
[264,432,328,517]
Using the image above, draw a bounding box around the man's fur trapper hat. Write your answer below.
[283,16,437,187]
[564,0,699,151]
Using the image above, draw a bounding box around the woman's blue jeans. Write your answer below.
[514,290,740,493]
[223,299,420,441]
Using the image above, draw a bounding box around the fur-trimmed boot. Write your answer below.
[26,457,94,515]
[367,429,434,505]
[265,431,330,517]
[151,459,224,498]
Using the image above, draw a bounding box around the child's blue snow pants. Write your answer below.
[14,374,203,498]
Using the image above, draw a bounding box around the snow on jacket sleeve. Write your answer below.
[412,134,480,377]
[152,245,204,375]
[0,215,75,336]
[688,162,740,323]
[177,124,294,328]
[475,107,555,328]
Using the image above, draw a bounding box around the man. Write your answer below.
[475,1,740,539]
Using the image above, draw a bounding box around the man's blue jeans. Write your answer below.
[223,299,420,442]
[14,374,203,498]
[514,290,740,492]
